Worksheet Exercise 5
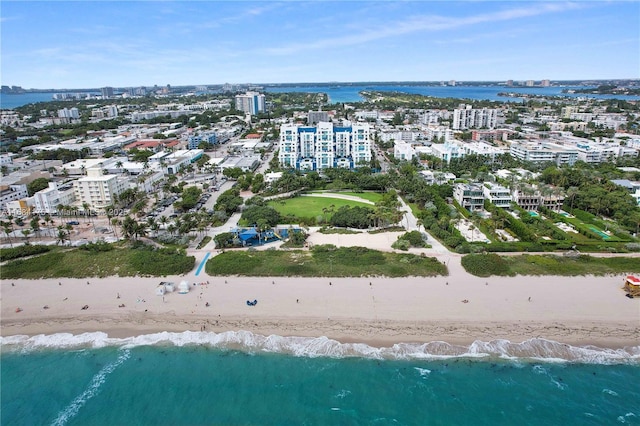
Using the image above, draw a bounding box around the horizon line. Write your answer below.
[4,78,640,92]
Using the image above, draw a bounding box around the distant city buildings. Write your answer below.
[279,122,371,170]
[101,87,114,98]
[235,92,265,114]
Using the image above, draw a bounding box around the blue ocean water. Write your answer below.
[2,332,639,426]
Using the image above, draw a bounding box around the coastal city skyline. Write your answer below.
[2,1,639,89]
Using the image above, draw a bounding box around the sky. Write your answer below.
[1,1,639,89]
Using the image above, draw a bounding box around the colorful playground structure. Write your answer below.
[230,225,302,247]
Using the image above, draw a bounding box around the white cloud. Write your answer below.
[263,2,584,55]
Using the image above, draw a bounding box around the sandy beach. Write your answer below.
[2,249,639,348]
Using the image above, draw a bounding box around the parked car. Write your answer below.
[67,221,80,225]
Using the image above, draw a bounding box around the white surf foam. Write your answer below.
[2,332,639,365]
[50,348,130,426]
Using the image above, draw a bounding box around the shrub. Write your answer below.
[461,253,513,277]
[79,241,113,253]
[392,239,410,251]
[397,230,426,247]
[0,244,50,262]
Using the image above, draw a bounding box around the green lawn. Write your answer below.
[306,191,383,203]
[268,195,373,219]
[205,246,447,277]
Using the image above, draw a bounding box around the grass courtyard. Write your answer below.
[268,192,381,219]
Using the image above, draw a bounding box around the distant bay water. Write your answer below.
[264,84,640,103]
[3,84,639,110]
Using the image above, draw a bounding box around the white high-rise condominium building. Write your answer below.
[235,92,266,114]
[452,105,498,130]
[278,122,371,170]
[57,108,80,119]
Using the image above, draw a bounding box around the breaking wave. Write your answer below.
[2,331,639,365]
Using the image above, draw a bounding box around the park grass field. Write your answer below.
[268,193,375,219]
[307,191,384,203]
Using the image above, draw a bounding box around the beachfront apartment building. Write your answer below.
[235,92,265,115]
[278,122,371,170]
[0,184,29,214]
[32,182,76,214]
[453,183,485,211]
[73,173,129,212]
[452,105,499,130]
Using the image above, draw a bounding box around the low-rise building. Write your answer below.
[482,183,512,208]
[611,179,640,206]
[32,182,76,214]
[453,183,485,211]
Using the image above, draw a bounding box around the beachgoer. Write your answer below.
[87,281,90,285]
[58,282,62,286]
[11,283,14,287]
[205,302,210,307]
[329,282,332,286]
[63,297,68,301]
[15,307,22,312]
[528,297,531,302]
[43,305,49,309]
[296,299,299,303]
[446,282,449,285]
[117,293,120,299]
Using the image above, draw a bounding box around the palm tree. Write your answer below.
[82,202,91,223]
[56,226,68,246]
[30,216,41,240]
[21,229,31,243]
[2,221,14,247]
[122,216,137,240]
[111,218,121,238]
